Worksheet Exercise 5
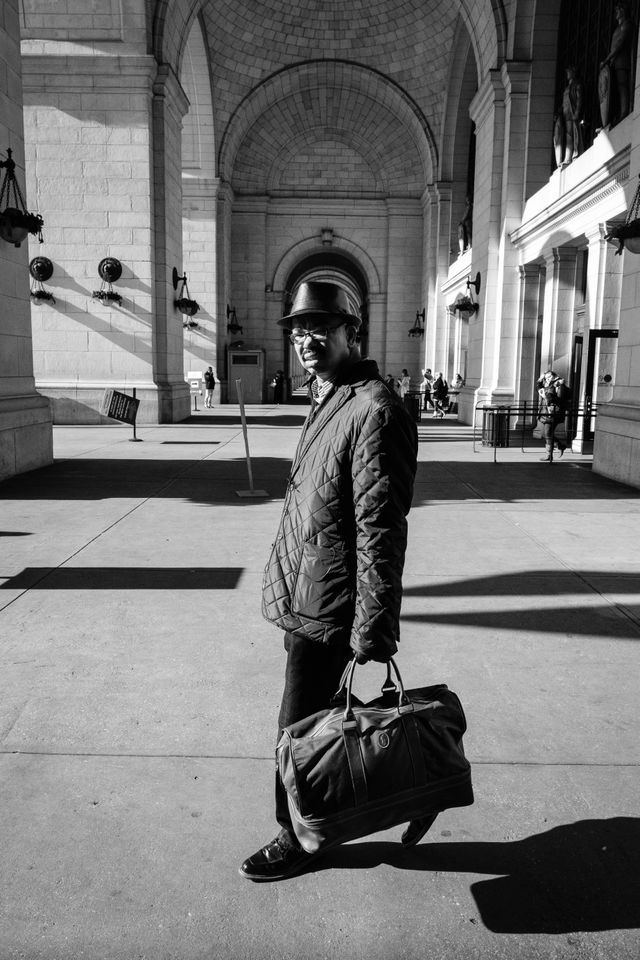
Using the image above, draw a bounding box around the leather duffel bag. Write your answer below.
[277,658,473,853]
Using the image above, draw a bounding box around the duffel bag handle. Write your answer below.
[342,656,410,721]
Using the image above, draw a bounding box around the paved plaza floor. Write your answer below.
[1,404,639,960]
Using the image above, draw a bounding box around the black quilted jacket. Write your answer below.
[262,359,417,662]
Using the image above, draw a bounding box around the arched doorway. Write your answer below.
[282,253,369,396]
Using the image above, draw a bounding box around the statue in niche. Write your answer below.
[599,1,634,128]
[457,195,473,254]
[554,65,584,168]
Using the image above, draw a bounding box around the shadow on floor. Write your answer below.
[184,413,307,426]
[0,567,244,590]
[413,460,640,502]
[317,818,640,934]
[2,456,638,506]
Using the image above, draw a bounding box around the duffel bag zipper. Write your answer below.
[296,702,447,740]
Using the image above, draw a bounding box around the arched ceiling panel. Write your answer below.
[231,85,424,197]
[222,61,434,189]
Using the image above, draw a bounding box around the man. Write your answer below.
[204,366,216,407]
[537,369,570,462]
[239,281,420,882]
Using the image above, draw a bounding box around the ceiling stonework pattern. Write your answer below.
[201,0,458,154]
[231,83,425,197]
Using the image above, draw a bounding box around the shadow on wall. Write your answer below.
[45,397,114,425]
[316,818,640,934]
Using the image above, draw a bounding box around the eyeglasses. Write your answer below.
[288,327,332,345]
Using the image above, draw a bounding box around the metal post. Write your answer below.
[129,387,142,442]
[235,379,268,498]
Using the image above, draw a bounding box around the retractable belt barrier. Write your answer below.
[472,401,598,463]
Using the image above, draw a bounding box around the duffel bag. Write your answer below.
[277,657,473,853]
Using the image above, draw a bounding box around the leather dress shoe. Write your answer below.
[239,831,320,882]
[401,811,439,848]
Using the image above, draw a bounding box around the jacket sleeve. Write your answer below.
[349,400,417,661]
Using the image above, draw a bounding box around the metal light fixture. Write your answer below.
[452,272,481,319]
[0,147,44,247]
[92,257,123,305]
[29,256,55,304]
[226,304,243,335]
[408,308,425,338]
[173,267,200,317]
[605,175,640,254]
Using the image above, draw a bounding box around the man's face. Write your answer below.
[292,322,351,379]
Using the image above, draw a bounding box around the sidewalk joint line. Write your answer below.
[1,750,638,767]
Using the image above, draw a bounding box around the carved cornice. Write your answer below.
[510,145,631,252]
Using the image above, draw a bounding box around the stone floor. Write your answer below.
[1,405,639,960]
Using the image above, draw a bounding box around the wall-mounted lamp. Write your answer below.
[0,147,44,246]
[92,257,123,305]
[29,256,55,304]
[605,174,640,254]
[226,304,243,335]
[408,308,425,338]
[173,267,200,317]
[451,272,481,319]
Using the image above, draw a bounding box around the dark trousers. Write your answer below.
[543,418,566,451]
[275,631,352,837]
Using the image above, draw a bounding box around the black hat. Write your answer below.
[277,281,361,329]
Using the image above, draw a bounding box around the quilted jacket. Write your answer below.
[262,359,417,662]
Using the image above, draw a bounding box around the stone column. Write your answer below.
[151,65,191,421]
[467,72,505,409]
[494,62,533,400]
[541,246,579,376]
[182,177,219,385]
[421,184,439,373]
[0,0,52,480]
[215,180,234,401]
[466,64,531,414]
[384,199,423,383]
[515,263,545,407]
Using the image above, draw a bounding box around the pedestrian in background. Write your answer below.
[431,372,449,418]
[421,368,434,411]
[204,366,216,407]
[537,370,570,461]
[397,369,411,399]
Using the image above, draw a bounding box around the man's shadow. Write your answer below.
[319,818,640,933]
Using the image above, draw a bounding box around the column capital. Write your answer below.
[469,70,504,128]
[501,60,532,101]
[584,223,608,246]
[518,262,544,280]
[153,64,190,119]
[543,245,579,268]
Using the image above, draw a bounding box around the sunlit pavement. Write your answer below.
[1,405,639,959]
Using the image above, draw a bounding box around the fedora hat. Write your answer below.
[278,281,361,328]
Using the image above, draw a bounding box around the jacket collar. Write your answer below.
[290,359,381,476]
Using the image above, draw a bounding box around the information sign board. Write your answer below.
[100,389,140,425]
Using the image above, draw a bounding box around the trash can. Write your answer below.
[404,392,422,422]
[482,407,509,447]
